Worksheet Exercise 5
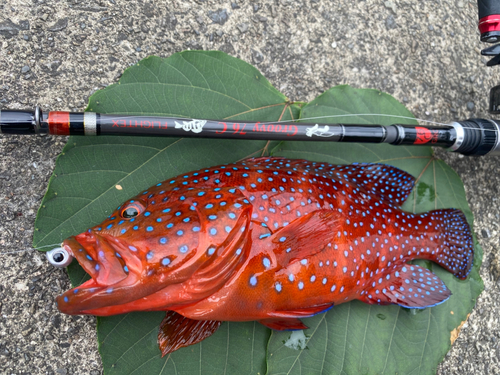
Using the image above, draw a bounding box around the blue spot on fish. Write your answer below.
[162,258,171,266]
[249,275,257,286]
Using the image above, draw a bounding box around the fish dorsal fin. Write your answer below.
[335,163,415,206]
[359,263,451,309]
[185,188,252,298]
[158,311,221,356]
[259,318,308,330]
[264,210,340,266]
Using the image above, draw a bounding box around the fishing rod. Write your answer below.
[1,107,500,156]
[2,2,500,157]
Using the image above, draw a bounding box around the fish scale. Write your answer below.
[52,157,474,355]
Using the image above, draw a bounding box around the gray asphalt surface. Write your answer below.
[1,0,500,374]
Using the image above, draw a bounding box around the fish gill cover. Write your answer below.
[33,51,483,375]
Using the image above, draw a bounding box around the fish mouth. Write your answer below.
[56,231,191,316]
[56,231,140,315]
[65,231,130,284]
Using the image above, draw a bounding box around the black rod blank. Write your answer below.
[1,107,499,156]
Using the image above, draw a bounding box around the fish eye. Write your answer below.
[123,207,139,218]
[120,201,146,219]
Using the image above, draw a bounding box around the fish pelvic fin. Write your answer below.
[158,311,221,356]
[269,303,335,318]
[259,302,334,330]
[422,208,474,280]
[360,263,451,309]
[259,318,308,331]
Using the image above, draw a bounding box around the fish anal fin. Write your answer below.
[158,311,221,356]
[268,210,340,265]
[360,263,451,309]
[259,318,308,331]
[348,163,415,206]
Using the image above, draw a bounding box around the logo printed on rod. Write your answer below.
[305,124,336,137]
[174,119,207,133]
[112,119,168,128]
[414,127,439,144]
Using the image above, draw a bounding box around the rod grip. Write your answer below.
[453,119,499,156]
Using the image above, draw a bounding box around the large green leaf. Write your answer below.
[33,51,483,375]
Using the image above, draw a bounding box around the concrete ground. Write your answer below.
[1,0,499,374]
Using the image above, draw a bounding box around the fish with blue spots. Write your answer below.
[48,157,474,356]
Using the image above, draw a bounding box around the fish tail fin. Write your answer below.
[424,208,474,280]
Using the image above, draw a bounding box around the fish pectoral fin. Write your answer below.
[158,311,221,356]
[259,318,308,331]
[268,210,340,265]
[359,263,451,309]
[270,303,334,318]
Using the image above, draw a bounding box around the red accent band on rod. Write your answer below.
[479,15,500,35]
[48,112,71,135]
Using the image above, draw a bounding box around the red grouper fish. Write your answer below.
[46,157,473,355]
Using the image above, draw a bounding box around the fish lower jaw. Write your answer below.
[56,278,109,315]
